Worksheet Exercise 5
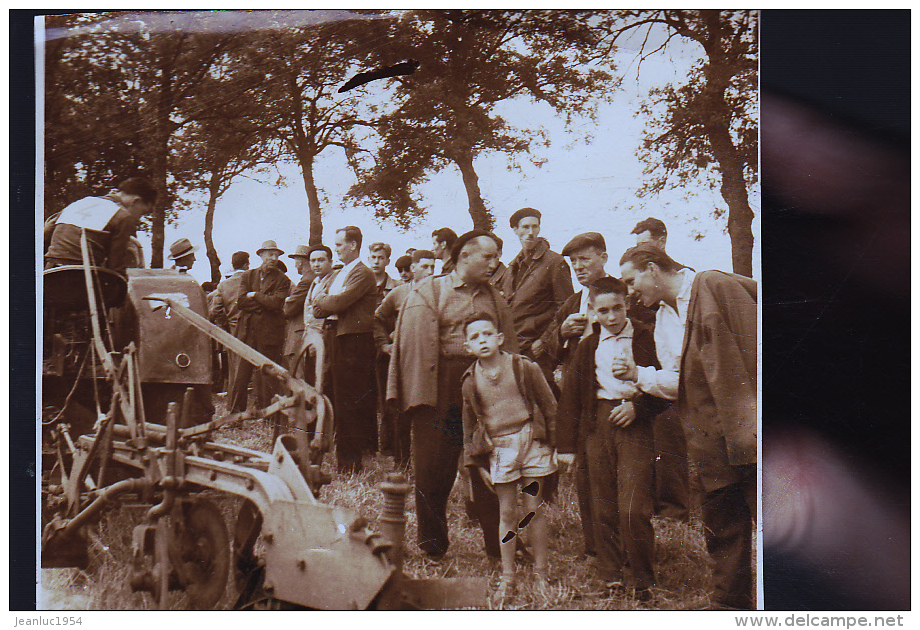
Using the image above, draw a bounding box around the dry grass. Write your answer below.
[41,410,716,610]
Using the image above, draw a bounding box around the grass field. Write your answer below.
[41,414,716,610]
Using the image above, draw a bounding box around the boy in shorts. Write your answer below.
[460,312,558,603]
[557,277,669,600]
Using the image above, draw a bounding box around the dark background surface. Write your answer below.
[11,9,910,610]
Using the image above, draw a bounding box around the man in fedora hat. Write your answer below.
[282,244,317,374]
[44,176,158,276]
[228,240,291,413]
[168,237,197,272]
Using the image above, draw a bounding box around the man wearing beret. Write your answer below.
[502,208,574,368]
[394,254,413,283]
[228,240,292,414]
[387,230,511,559]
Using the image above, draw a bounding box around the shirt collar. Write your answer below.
[599,318,633,342]
[676,268,697,313]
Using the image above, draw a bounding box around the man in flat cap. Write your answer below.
[502,208,574,369]
[228,240,291,414]
[387,230,511,559]
[44,176,158,277]
[534,231,610,561]
[168,237,197,272]
[312,226,378,473]
[282,245,317,375]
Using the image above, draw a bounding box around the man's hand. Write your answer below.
[381,343,393,355]
[609,401,636,427]
[560,313,588,339]
[611,356,637,382]
[557,453,575,472]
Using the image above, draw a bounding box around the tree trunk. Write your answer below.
[299,153,323,245]
[204,174,222,283]
[454,152,494,231]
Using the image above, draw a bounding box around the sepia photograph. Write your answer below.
[34,9,760,612]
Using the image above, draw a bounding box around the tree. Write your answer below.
[171,114,281,283]
[45,12,258,267]
[348,10,614,231]
[600,10,758,276]
[244,17,385,244]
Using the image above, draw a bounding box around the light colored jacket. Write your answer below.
[385,273,519,412]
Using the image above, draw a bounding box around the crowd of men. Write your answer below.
[43,177,757,609]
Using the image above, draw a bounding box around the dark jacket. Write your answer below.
[679,270,757,492]
[535,289,584,374]
[235,262,292,348]
[312,261,377,336]
[461,353,557,469]
[502,237,574,354]
[557,319,670,454]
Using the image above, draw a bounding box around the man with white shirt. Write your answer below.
[617,244,757,609]
[312,226,378,473]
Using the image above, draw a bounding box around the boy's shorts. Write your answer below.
[489,422,557,484]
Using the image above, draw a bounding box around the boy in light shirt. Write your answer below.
[460,312,558,604]
[557,277,670,602]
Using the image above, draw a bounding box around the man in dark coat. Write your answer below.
[501,207,574,364]
[618,244,757,609]
[313,226,378,473]
[228,240,291,413]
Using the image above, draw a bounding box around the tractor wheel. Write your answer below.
[168,498,230,609]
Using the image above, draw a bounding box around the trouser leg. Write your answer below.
[584,402,625,582]
[228,353,254,413]
[613,418,656,589]
[702,465,756,609]
[409,405,461,556]
[331,333,377,473]
[652,406,692,521]
[376,352,395,454]
[574,432,596,557]
[468,466,501,558]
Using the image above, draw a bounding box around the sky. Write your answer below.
[44,11,760,286]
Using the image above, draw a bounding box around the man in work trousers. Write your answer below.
[386,230,512,559]
[618,244,757,609]
[228,240,291,414]
[312,226,378,474]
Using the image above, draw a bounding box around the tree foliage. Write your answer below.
[348,10,615,231]
[241,16,386,244]
[598,10,758,275]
